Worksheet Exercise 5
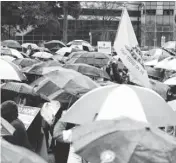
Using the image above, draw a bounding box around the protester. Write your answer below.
[1,100,32,150]
[26,45,34,57]
[53,110,85,163]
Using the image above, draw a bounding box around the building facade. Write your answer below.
[15,1,176,49]
[141,1,176,49]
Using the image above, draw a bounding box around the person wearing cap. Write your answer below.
[1,100,32,150]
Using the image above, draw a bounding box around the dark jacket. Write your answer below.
[4,118,32,150]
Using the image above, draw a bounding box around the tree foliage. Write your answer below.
[1,1,81,37]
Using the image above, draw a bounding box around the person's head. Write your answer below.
[27,45,32,50]
[1,100,18,123]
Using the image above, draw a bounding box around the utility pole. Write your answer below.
[63,1,68,44]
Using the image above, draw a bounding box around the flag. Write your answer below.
[114,8,151,88]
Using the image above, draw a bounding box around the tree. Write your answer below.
[59,1,81,43]
[1,1,81,40]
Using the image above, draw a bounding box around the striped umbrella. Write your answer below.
[60,84,176,126]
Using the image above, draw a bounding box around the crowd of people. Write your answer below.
[2,38,176,163]
[1,39,133,163]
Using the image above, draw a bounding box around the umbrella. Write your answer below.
[32,52,53,59]
[67,52,112,68]
[145,66,162,79]
[168,100,176,111]
[13,58,39,68]
[64,63,110,80]
[47,89,78,103]
[1,82,49,103]
[0,55,16,62]
[44,40,66,50]
[149,79,170,101]
[31,69,99,100]
[1,47,24,59]
[60,84,176,126]
[1,117,15,136]
[1,138,47,163]
[67,40,93,52]
[21,43,39,50]
[72,118,176,163]
[155,56,176,70]
[22,60,62,75]
[164,76,176,85]
[1,40,22,49]
[144,48,171,66]
[0,58,26,81]
[55,47,83,56]
[163,41,176,50]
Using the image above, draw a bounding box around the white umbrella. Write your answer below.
[0,55,16,62]
[67,40,93,51]
[155,57,176,70]
[1,47,24,59]
[55,47,72,56]
[0,58,26,81]
[144,48,171,66]
[21,43,39,50]
[144,59,158,66]
[164,76,176,85]
[32,52,53,59]
[163,41,176,50]
[61,84,176,127]
[168,100,176,111]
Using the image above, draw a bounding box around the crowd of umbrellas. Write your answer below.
[1,39,176,163]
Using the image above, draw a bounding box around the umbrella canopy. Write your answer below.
[67,52,112,68]
[144,48,171,66]
[0,59,26,81]
[1,40,22,49]
[31,69,99,99]
[0,55,16,62]
[64,63,110,80]
[21,43,39,50]
[72,118,176,163]
[164,76,176,85]
[1,138,47,163]
[44,40,66,50]
[1,117,15,136]
[55,47,83,56]
[1,82,49,103]
[149,79,170,101]
[13,58,39,68]
[60,84,176,126]
[163,41,176,50]
[1,47,24,59]
[155,56,176,70]
[32,52,53,59]
[168,100,176,111]
[22,60,62,75]
[145,66,162,79]
[67,40,93,51]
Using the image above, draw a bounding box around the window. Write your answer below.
[163,2,169,5]
[163,16,170,25]
[151,2,157,6]
[163,9,174,15]
[156,9,163,15]
[157,2,163,6]
[146,10,156,15]
[156,15,163,24]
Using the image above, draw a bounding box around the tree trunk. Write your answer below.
[63,1,68,44]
